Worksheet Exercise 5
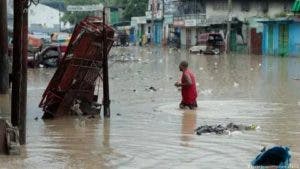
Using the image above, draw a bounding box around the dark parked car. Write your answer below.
[35,44,68,67]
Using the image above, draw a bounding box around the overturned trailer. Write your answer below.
[39,17,115,119]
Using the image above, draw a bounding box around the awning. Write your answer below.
[292,0,300,12]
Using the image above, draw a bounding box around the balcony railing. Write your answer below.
[173,13,206,21]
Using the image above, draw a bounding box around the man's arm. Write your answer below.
[175,74,192,87]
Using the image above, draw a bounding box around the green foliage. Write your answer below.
[62,0,104,24]
[123,0,148,21]
[62,0,148,24]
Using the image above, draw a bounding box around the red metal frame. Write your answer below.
[39,16,114,118]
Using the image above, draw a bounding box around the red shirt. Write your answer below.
[181,69,197,104]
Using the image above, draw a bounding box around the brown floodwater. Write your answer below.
[1,46,300,169]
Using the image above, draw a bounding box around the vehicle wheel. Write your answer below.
[42,50,59,67]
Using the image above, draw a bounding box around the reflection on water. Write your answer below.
[181,110,197,143]
[0,46,300,168]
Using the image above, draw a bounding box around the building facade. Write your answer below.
[132,0,296,52]
[166,0,294,51]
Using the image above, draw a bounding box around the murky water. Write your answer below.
[1,46,300,169]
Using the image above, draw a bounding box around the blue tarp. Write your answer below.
[252,146,291,169]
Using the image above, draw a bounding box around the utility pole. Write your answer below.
[227,0,232,54]
[12,0,23,127]
[20,0,28,145]
[162,0,166,47]
[102,8,110,118]
[151,0,155,46]
[0,0,9,94]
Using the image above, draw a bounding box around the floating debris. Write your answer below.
[116,113,122,116]
[147,86,157,92]
[87,115,96,119]
[233,82,240,88]
[34,117,38,121]
[201,89,213,95]
[195,123,258,135]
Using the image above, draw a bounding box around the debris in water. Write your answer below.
[70,100,83,116]
[148,86,157,92]
[34,117,38,121]
[251,68,254,71]
[251,146,291,168]
[196,83,200,87]
[201,89,213,95]
[195,123,258,135]
[88,115,95,119]
[233,82,240,87]
[133,89,136,92]
[259,63,262,67]
[214,62,218,66]
[116,113,121,116]
[199,67,204,71]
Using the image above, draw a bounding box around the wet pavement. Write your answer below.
[1,46,300,169]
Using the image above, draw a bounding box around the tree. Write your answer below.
[123,0,148,21]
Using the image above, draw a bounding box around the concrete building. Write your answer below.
[130,0,165,45]
[170,0,294,49]
[7,0,71,33]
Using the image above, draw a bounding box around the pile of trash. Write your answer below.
[195,122,258,135]
[110,53,140,62]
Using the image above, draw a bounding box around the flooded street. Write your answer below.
[1,46,300,169]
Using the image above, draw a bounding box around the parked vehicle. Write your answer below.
[8,31,44,67]
[189,33,225,54]
[50,32,71,44]
[35,43,68,67]
[113,30,129,47]
[33,32,70,67]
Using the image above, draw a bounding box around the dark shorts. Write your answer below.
[179,102,198,110]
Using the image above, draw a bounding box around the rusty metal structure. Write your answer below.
[39,16,114,119]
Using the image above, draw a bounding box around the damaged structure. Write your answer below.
[39,16,115,119]
[0,119,20,155]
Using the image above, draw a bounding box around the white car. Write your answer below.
[189,45,207,54]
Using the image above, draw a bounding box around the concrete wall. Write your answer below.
[180,28,186,46]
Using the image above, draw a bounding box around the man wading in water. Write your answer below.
[175,61,198,109]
